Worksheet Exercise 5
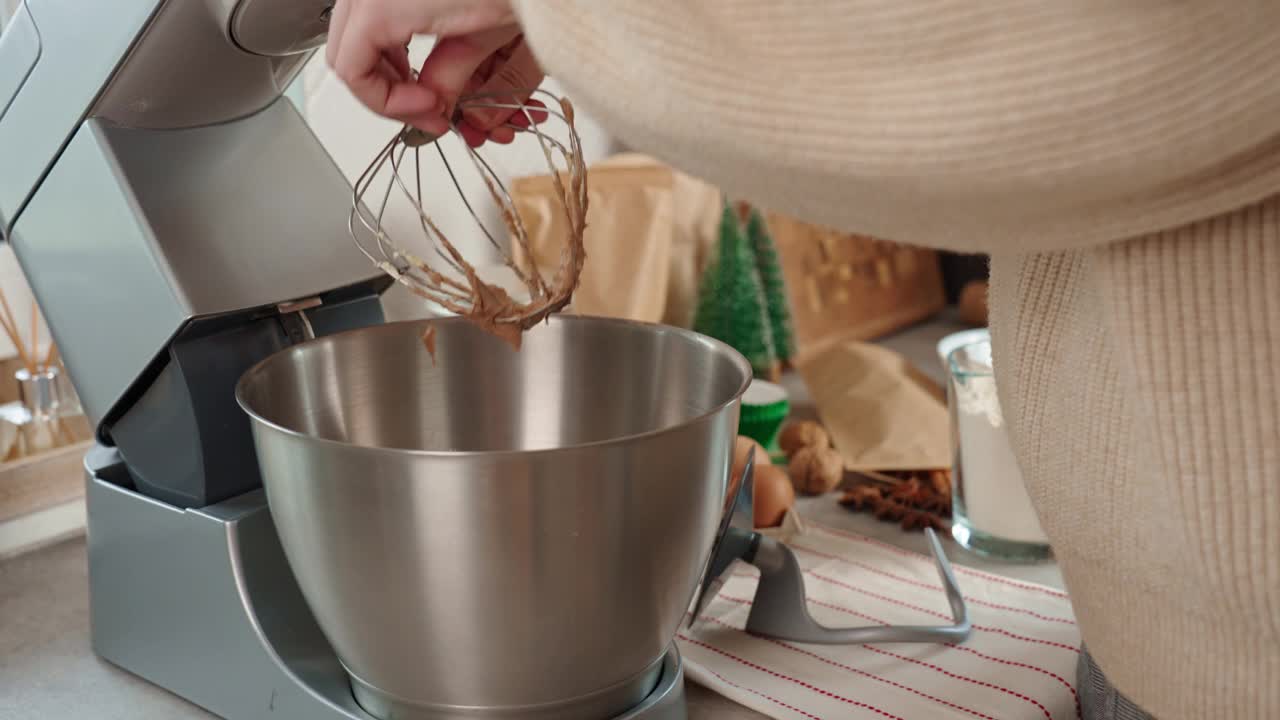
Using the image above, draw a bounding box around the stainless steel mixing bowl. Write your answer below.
[235,315,751,720]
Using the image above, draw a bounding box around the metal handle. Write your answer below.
[744,527,970,645]
[277,298,320,342]
[688,449,971,645]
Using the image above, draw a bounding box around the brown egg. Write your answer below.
[753,463,795,528]
[732,436,769,483]
[777,420,830,458]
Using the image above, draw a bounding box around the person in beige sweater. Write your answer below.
[326,2,1280,717]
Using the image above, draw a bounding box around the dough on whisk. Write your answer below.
[391,94,588,351]
[421,325,438,365]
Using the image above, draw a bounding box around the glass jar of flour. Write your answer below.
[944,336,1051,562]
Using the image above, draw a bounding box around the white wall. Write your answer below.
[295,41,618,320]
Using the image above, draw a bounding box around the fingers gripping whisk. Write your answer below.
[348,89,588,349]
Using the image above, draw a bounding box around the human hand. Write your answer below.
[325,0,546,146]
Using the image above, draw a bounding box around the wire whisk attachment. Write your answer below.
[349,88,588,349]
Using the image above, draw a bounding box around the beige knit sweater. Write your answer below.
[511,2,1280,717]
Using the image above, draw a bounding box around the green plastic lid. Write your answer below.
[739,379,790,450]
[742,379,789,408]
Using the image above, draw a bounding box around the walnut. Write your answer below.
[788,445,844,495]
[777,420,830,457]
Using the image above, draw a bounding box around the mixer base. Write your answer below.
[348,651,674,719]
[84,445,688,720]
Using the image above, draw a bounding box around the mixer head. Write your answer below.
[0,0,389,506]
[349,87,589,348]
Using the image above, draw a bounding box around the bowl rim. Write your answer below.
[234,314,754,459]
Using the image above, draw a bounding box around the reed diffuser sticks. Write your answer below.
[0,286,54,374]
[0,286,80,457]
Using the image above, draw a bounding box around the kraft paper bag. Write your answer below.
[664,166,722,327]
[797,337,951,471]
[510,154,720,326]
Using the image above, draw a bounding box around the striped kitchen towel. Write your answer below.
[678,517,1081,720]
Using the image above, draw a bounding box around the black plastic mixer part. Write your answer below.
[103,282,388,509]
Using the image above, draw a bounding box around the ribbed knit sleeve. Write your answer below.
[513,1,1280,252]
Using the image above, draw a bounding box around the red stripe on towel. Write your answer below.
[702,667,826,720]
[677,633,907,720]
[790,543,1076,626]
[804,570,1081,654]
[718,593,1077,719]
[862,644,1054,720]
[812,525,1071,600]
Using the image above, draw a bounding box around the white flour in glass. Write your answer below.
[950,342,1049,544]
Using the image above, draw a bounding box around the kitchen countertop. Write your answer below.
[0,316,1066,720]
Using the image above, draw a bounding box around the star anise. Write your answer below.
[838,484,884,511]
[839,469,953,532]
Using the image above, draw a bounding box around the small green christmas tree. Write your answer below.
[744,207,796,366]
[694,203,777,377]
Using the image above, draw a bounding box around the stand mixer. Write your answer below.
[0,3,970,719]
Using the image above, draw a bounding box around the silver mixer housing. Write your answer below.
[0,2,686,719]
[1,0,389,506]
